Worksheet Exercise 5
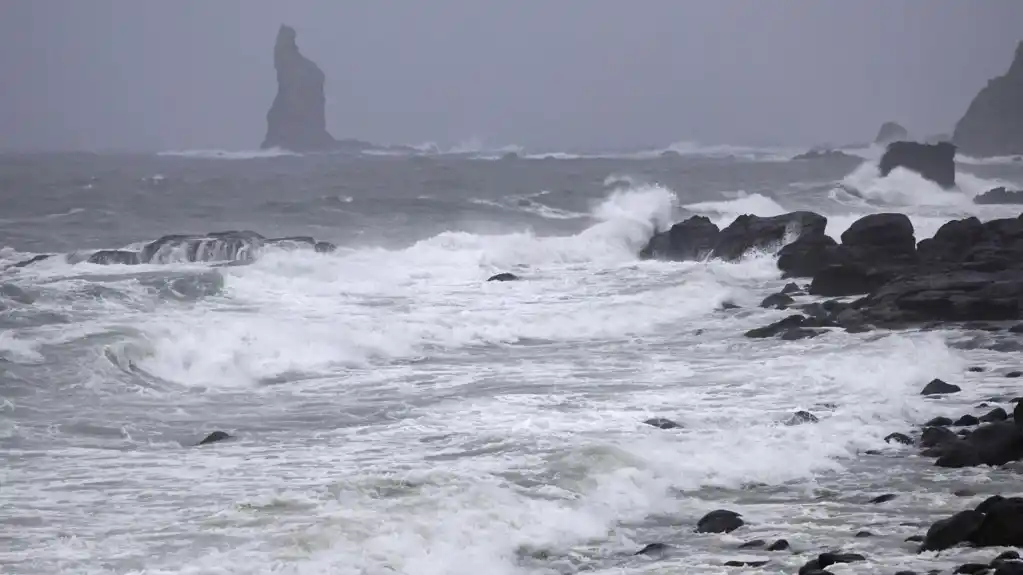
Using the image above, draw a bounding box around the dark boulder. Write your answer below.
[920,510,986,551]
[980,407,1009,423]
[875,121,910,144]
[840,212,918,265]
[487,272,520,282]
[781,282,803,295]
[885,432,913,445]
[7,254,54,269]
[785,411,819,425]
[935,421,1023,468]
[870,493,898,504]
[777,233,839,278]
[711,211,827,261]
[818,552,866,568]
[643,417,681,430]
[766,539,789,551]
[634,542,670,556]
[921,379,962,395]
[760,292,795,310]
[142,231,266,264]
[975,187,1023,205]
[926,416,954,427]
[970,497,1023,548]
[879,141,957,189]
[197,431,232,446]
[639,215,720,261]
[745,314,808,338]
[792,149,859,161]
[952,40,1023,158]
[955,414,981,427]
[87,250,141,265]
[695,509,744,533]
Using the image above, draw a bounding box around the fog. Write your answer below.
[1,0,1021,152]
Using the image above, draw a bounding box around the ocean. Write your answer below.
[2,143,1023,574]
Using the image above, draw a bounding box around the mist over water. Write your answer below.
[2,147,1023,574]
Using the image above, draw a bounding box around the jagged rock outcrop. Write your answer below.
[975,187,1023,204]
[790,149,859,161]
[953,41,1023,157]
[262,25,338,152]
[639,212,825,263]
[874,122,909,144]
[878,141,957,189]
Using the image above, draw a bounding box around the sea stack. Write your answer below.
[878,141,956,189]
[261,25,337,152]
[874,122,909,144]
[952,40,1023,157]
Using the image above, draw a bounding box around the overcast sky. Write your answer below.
[1,1,1021,152]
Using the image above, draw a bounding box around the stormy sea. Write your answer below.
[2,143,1023,575]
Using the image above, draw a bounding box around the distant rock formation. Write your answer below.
[791,149,859,161]
[974,187,1023,204]
[262,25,338,152]
[952,40,1023,157]
[874,122,908,144]
[878,141,956,189]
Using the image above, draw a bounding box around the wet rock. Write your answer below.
[640,215,720,261]
[487,272,520,282]
[785,410,819,425]
[724,560,769,567]
[695,509,744,534]
[197,431,232,446]
[996,551,1021,562]
[745,314,807,338]
[921,378,962,395]
[720,301,740,310]
[643,417,681,430]
[980,407,1009,423]
[955,563,991,574]
[738,539,766,549]
[885,432,913,445]
[777,232,840,278]
[634,542,670,556]
[711,211,827,261]
[781,282,803,295]
[86,250,141,265]
[855,530,873,538]
[955,414,981,426]
[797,559,825,575]
[870,493,898,504]
[1010,324,1023,334]
[921,426,959,448]
[792,149,860,161]
[766,539,789,551]
[1006,371,1022,378]
[879,141,957,188]
[969,366,987,372]
[906,535,925,543]
[970,496,1023,547]
[781,328,824,341]
[926,416,954,427]
[818,552,866,568]
[760,292,795,310]
[921,509,986,551]
[7,254,54,269]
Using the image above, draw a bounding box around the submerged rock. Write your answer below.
[262,25,338,152]
[879,141,957,189]
[487,272,520,282]
[974,187,1023,205]
[643,417,681,430]
[953,40,1023,158]
[87,250,141,265]
[196,431,232,446]
[921,378,962,395]
[695,509,744,533]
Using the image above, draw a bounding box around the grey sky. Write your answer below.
[1,1,1021,152]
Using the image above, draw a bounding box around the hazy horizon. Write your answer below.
[1,1,1021,153]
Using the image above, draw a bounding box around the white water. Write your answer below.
[4,175,1023,574]
[157,147,300,160]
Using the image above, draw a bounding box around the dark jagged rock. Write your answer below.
[634,542,670,556]
[785,410,819,425]
[777,233,839,278]
[262,25,338,152]
[818,552,866,568]
[980,407,1009,423]
[934,421,1023,468]
[879,141,957,189]
[781,282,803,295]
[921,510,986,551]
[487,272,520,282]
[953,41,1023,158]
[760,292,794,310]
[955,414,981,427]
[711,211,827,261]
[975,187,1023,205]
[955,563,991,574]
[921,426,959,448]
[766,539,789,551]
[639,215,720,261]
[876,121,910,144]
[803,213,917,296]
[870,493,898,504]
[142,231,266,264]
[695,509,744,533]
[792,149,859,161]
[970,497,1023,548]
[197,431,231,446]
[885,432,913,445]
[921,379,961,395]
[7,254,54,269]
[724,560,769,567]
[87,250,141,265]
[738,539,766,549]
[926,416,954,427]
[643,417,681,430]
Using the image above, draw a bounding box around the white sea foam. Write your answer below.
[156,148,300,160]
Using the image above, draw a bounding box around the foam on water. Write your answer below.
[156,148,300,160]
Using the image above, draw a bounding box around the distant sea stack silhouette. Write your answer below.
[874,122,908,144]
[261,25,338,152]
[952,40,1023,157]
[878,141,956,189]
